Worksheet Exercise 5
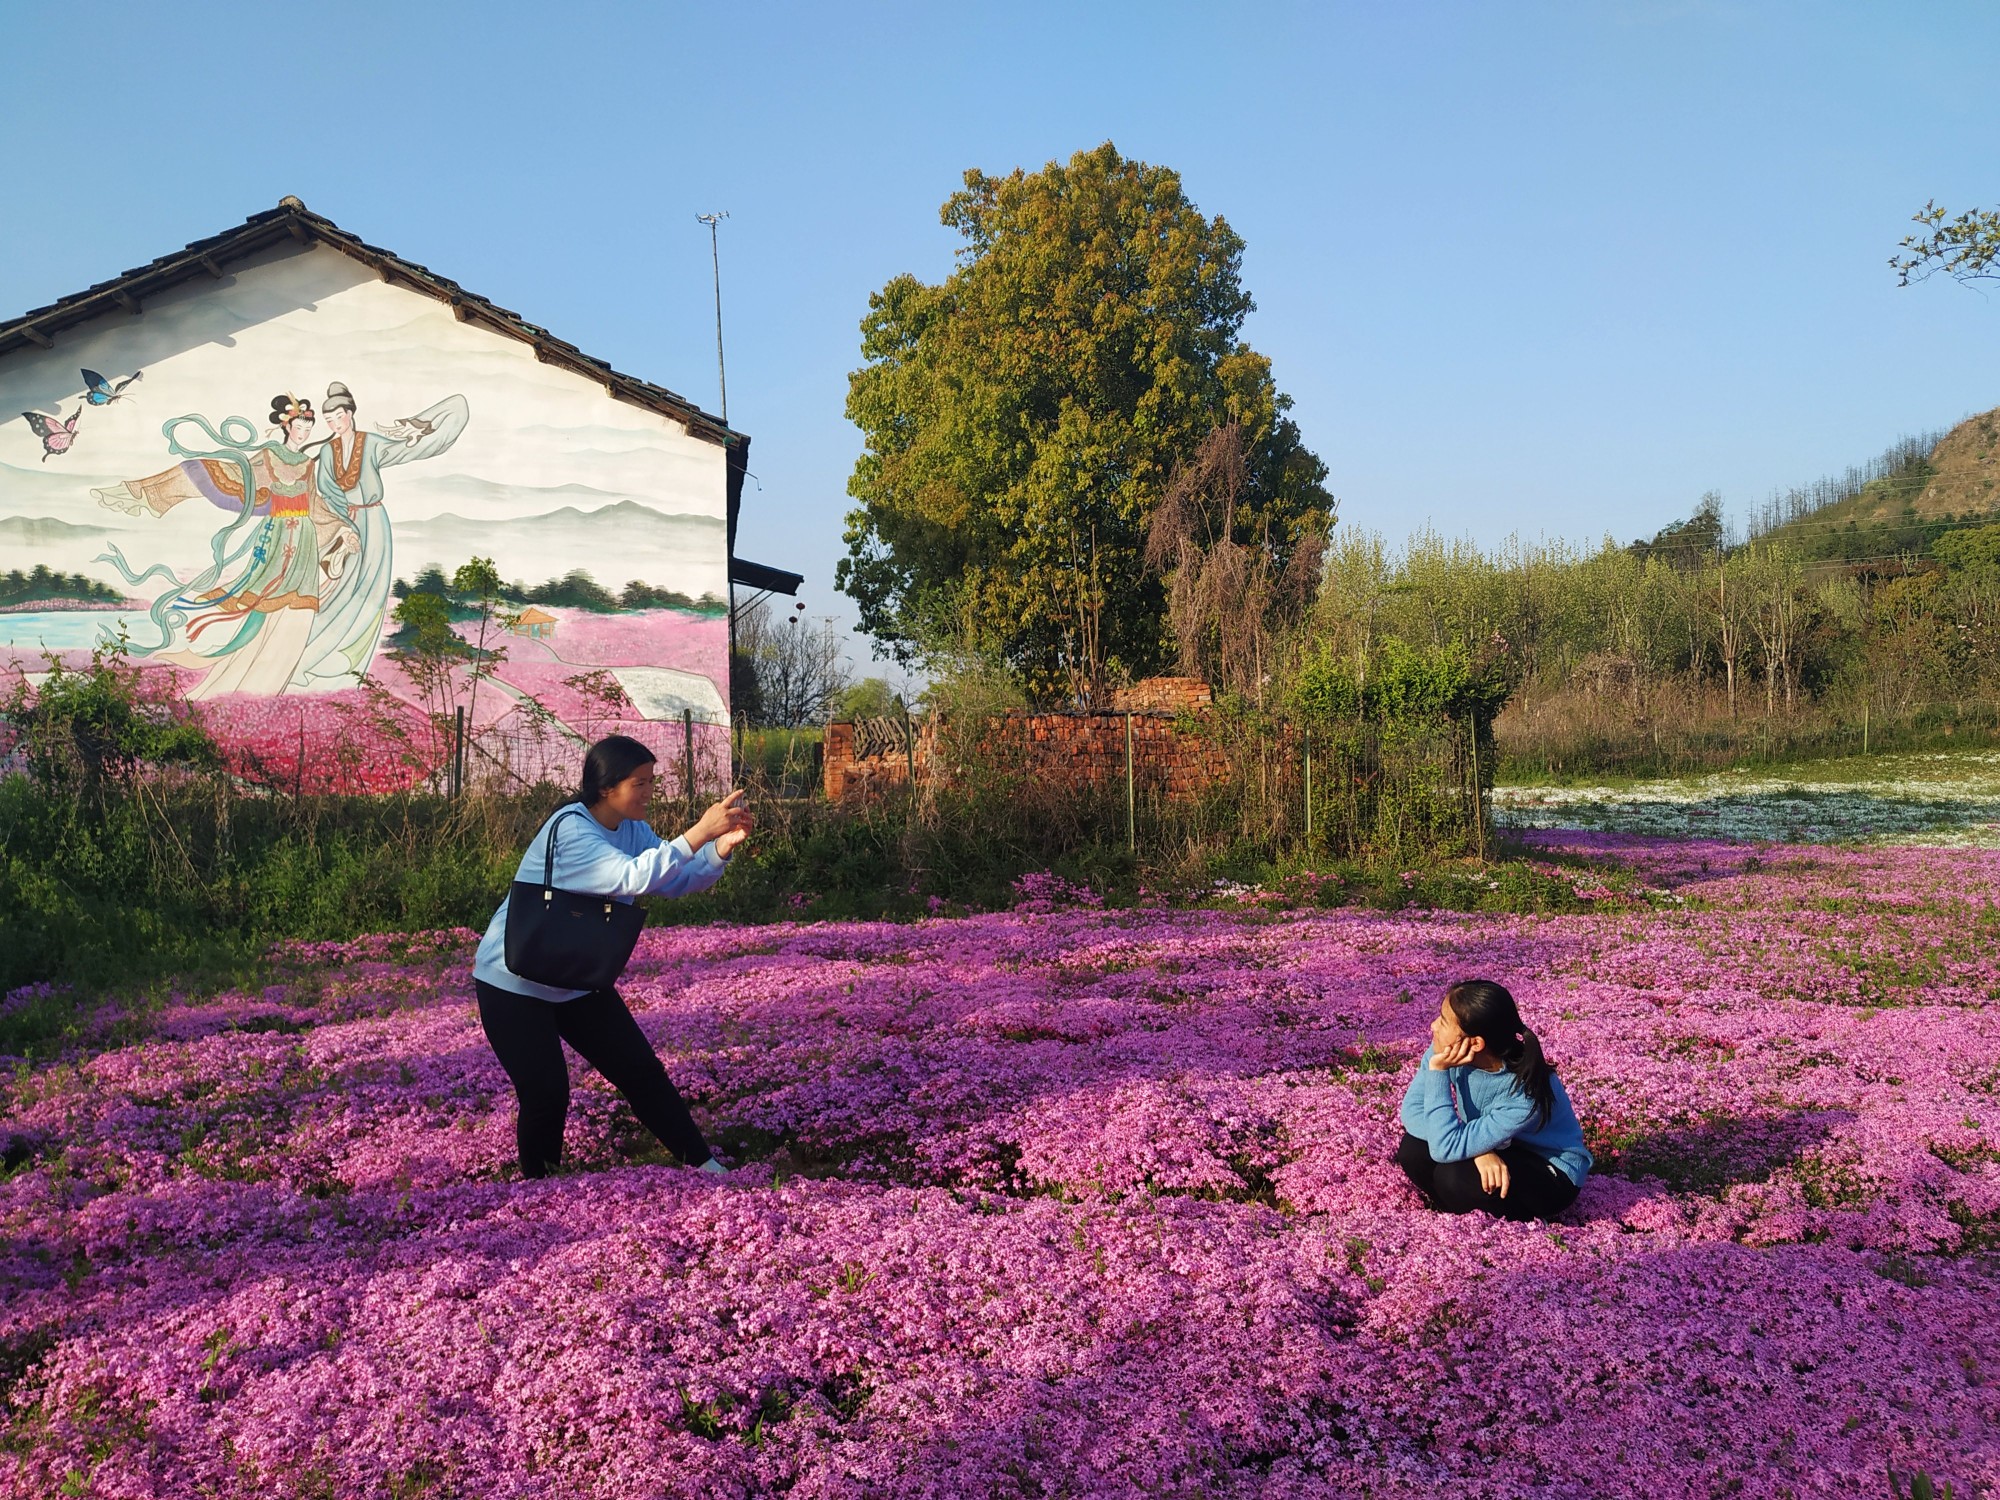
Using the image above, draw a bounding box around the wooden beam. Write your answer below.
[114,289,141,315]
[285,219,313,245]
[21,325,52,349]
[197,255,225,278]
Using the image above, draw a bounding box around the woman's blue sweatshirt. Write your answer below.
[474,804,730,1002]
[1398,1048,1594,1185]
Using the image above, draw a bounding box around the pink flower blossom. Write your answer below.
[2,833,1996,1495]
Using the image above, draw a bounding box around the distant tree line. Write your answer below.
[2,566,123,608]
[730,598,855,729]
[391,564,725,617]
[1624,431,1994,572]
[1743,431,1948,542]
[1318,499,2000,753]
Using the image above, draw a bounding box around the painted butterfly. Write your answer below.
[81,368,142,406]
[23,408,81,461]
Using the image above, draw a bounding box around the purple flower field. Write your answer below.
[4,837,1999,1497]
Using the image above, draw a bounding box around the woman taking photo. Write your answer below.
[1394,979,1592,1223]
[473,734,752,1179]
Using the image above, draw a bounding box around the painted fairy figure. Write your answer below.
[294,383,469,690]
[94,394,357,700]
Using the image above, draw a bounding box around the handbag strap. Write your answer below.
[542,806,592,892]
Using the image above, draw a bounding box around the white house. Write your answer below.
[0,198,799,791]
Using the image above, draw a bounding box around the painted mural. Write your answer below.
[0,240,733,793]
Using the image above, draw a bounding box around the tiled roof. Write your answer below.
[0,197,740,448]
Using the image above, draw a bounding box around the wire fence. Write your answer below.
[820,708,1496,864]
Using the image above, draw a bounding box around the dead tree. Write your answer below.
[1144,422,1327,706]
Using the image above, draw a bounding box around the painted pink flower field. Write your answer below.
[4,837,1999,1497]
[0,605,729,795]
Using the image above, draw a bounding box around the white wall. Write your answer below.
[0,241,729,602]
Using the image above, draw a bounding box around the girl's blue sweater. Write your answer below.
[1398,1049,1594,1185]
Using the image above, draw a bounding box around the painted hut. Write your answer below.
[512,606,557,640]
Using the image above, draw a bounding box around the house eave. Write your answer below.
[0,197,746,450]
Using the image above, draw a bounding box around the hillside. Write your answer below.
[1755,405,2000,561]
[0,514,115,545]
[1913,407,2000,518]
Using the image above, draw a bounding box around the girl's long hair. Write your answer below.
[577,734,657,808]
[1446,979,1556,1129]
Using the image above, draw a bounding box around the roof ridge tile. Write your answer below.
[0,199,740,448]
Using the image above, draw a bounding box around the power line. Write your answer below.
[1740,514,2000,539]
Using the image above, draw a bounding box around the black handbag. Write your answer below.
[503,808,647,991]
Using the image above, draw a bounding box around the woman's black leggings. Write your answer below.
[475,980,712,1177]
[1394,1131,1579,1223]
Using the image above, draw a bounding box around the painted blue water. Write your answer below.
[0,612,152,651]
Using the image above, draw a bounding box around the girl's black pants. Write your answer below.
[475,979,712,1176]
[1394,1131,1579,1223]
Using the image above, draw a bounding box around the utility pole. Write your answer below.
[696,211,730,421]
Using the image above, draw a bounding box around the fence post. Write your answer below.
[1862,699,1869,757]
[1125,710,1136,854]
[1468,710,1486,863]
[683,708,696,819]
[1303,727,1313,842]
[451,706,465,799]
[904,708,917,789]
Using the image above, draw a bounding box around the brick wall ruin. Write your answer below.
[1109,677,1213,713]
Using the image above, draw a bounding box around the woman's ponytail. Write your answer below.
[1508,1025,1556,1131]
[1445,980,1556,1129]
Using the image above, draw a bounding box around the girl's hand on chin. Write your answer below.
[1428,1036,1479,1070]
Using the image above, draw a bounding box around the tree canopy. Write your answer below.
[1629,491,1726,570]
[838,142,1332,703]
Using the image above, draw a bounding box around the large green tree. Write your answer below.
[838,142,1332,704]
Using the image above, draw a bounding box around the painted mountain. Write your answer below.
[394,501,726,599]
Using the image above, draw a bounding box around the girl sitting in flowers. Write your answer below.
[1394,979,1592,1222]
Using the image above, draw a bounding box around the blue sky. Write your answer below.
[5,1,1997,665]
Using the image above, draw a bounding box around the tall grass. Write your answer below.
[0,775,545,997]
[1308,521,2000,783]
[1495,679,2000,783]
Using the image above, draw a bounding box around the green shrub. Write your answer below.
[1274,636,1513,860]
